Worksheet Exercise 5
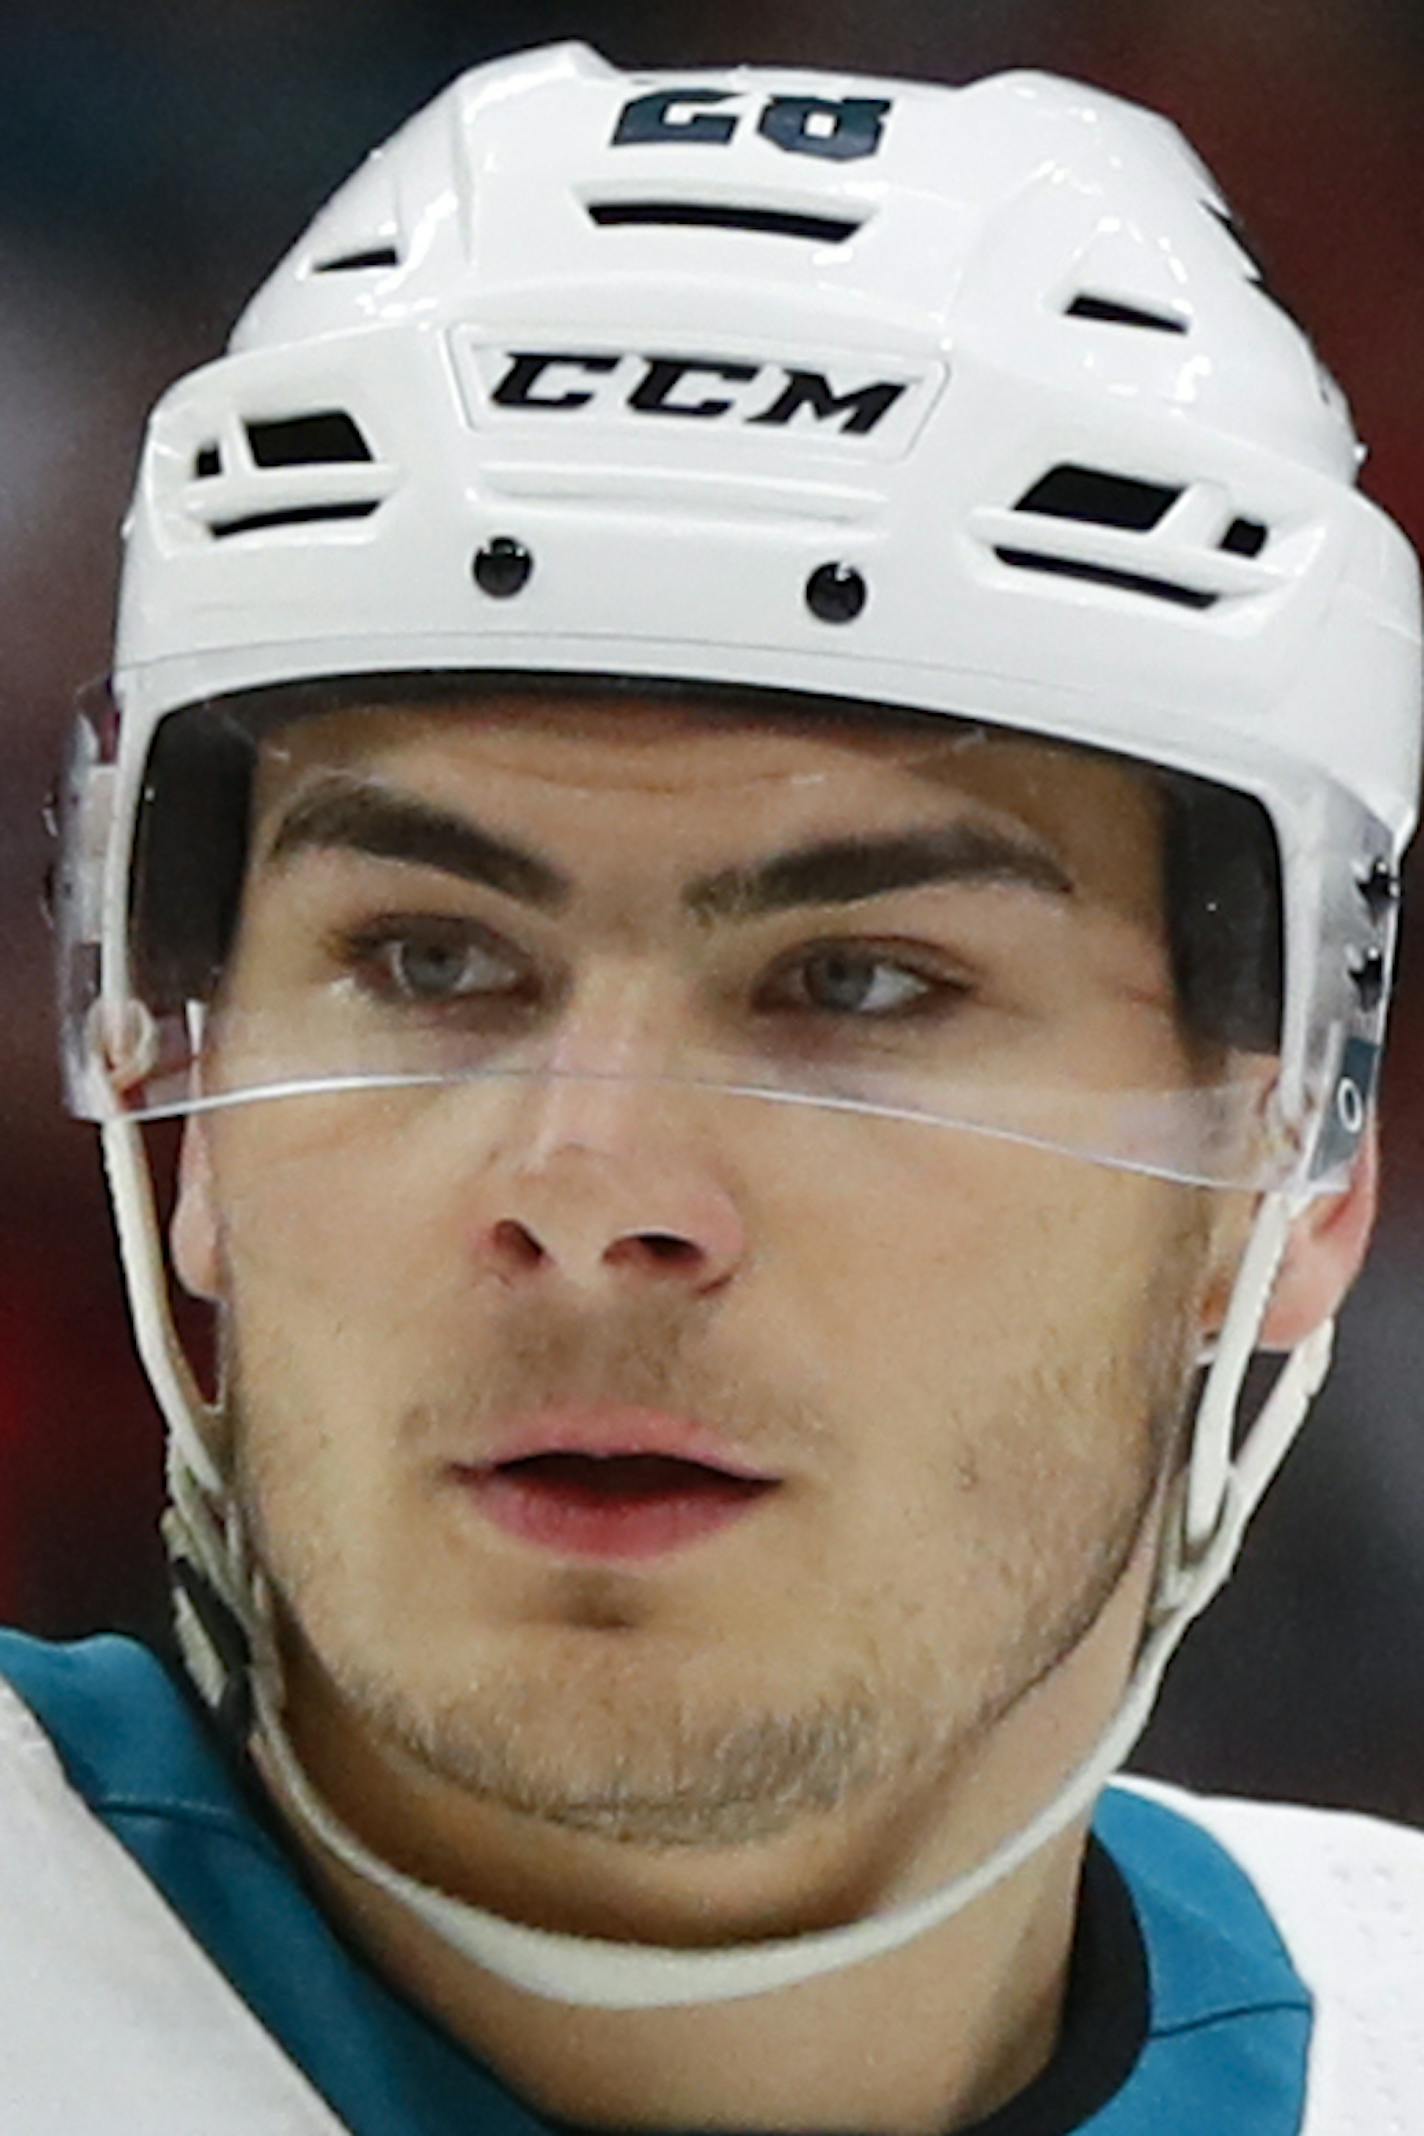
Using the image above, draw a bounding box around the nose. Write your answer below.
[470,1076,747,1297]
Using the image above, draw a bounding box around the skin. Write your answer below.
[169,690,1373,2132]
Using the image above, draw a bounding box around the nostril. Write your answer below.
[490,1218,546,1271]
[607,1232,703,1272]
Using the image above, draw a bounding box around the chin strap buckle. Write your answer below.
[170,1554,255,1746]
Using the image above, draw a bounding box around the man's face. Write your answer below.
[174,691,1223,1848]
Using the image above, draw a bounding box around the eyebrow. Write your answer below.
[264,777,1073,920]
[265,778,571,909]
[685,823,1073,922]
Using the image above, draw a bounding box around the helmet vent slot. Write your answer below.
[210,501,381,540]
[1220,516,1268,557]
[1203,202,1309,336]
[193,445,222,480]
[992,548,1219,611]
[245,412,373,467]
[1015,465,1182,532]
[587,200,861,244]
[313,245,401,273]
[1065,294,1188,334]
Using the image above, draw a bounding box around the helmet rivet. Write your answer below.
[1355,858,1399,924]
[472,537,533,598]
[806,562,867,624]
[1336,1078,1365,1135]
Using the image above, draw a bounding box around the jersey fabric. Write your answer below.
[0,1631,1420,2133]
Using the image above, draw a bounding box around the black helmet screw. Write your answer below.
[806,562,868,624]
[473,537,534,597]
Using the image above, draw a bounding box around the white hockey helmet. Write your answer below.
[63,43,1418,1187]
[54,43,1421,2008]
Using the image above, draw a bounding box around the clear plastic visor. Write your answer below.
[59,678,1295,1190]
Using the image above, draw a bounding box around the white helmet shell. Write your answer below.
[118,43,1417,830]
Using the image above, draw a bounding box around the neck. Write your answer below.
[256,1651,1130,2132]
[273,1756,1085,2134]
[255,1532,1155,2130]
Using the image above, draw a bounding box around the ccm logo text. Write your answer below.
[490,351,909,434]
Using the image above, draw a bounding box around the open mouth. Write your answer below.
[458,1450,778,1561]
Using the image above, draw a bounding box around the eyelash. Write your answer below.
[329,915,974,1024]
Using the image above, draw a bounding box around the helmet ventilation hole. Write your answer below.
[210,502,379,540]
[993,466,1272,610]
[1016,464,1182,531]
[245,412,372,467]
[1220,517,1268,557]
[190,408,385,539]
[587,200,862,244]
[313,245,401,273]
[1065,293,1189,335]
[992,549,1219,610]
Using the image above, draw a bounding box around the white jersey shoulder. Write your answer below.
[1124,1774,1424,2135]
[0,1673,345,2135]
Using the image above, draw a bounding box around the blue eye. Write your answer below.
[392,936,513,999]
[345,919,531,1005]
[777,947,945,1016]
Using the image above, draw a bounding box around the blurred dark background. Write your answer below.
[1,0,1421,1822]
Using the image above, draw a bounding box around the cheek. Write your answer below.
[209,1101,540,1566]
[210,1095,445,1298]
[772,1121,1201,1440]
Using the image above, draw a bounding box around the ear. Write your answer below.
[1257,1126,1379,1352]
[171,1117,221,1301]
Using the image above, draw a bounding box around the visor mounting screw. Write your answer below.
[473,537,534,598]
[1347,948,1386,1013]
[1355,858,1399,924]
[1336,1078,1365,1136]
[806,562,867,623]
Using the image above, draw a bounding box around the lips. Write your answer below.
[451,1406,779,1561]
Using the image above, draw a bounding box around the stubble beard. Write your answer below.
[230,1267,1203,1854]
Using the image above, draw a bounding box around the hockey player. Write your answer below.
[4,42,1422,2134]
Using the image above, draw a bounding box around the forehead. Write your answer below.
[249,685,1164,895]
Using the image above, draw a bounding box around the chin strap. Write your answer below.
[110,1109,1331,2009]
